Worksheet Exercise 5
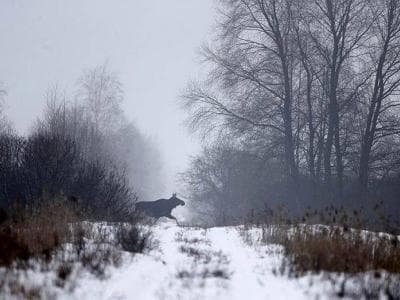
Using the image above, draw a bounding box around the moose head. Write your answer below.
[170,193,185,207]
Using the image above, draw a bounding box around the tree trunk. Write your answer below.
[305,71,315,179]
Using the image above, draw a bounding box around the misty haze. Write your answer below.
[0,0,399,299]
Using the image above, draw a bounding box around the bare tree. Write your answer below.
[303,0,371,193]
[0,83,11,133]
[182,139,285,224]
[183,0,300,183]
[182,0,400,225]
[293,10,322,180]
[76,64,123,134]
[51,66,163,200]
[359,0,400,189]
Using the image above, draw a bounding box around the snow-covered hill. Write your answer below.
[56,220,334,300]
[1,219,396,299]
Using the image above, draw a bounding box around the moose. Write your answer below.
[135,193,185,222]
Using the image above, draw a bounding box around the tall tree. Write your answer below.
[183,0,299,183]
[303,0,370,193]
[76,64,123,135]
[0,83,9,133]
[359,0,400,189]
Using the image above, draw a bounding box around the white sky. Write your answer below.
[0,0,215,194]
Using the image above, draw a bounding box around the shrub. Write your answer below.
[78,245,122,277]
[240,223,400,298]
[0,226,30,266]
[0,195,151,300]
[68,222,123,277]
[0,130,138,223]
[56,262,73,286]
[0,207,8,224]
[0,196,78,266]
[116,223,150,253]
[272,225,400,275]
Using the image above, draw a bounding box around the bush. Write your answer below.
[0,207,8,224]
[116,223,150,253]
[273,225,400,274]
[242,205,400,275]
[0,130,138,222]
[0,196,78,266]
[280,225,400,298]
[241,223,400,298]
[0,227,30,266]
[68,222,123,277]
[244,208,400,275]
[0,195,151,300]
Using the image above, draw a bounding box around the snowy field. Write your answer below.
[57,220,313,300]
[1,219,396,299]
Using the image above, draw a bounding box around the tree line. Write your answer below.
[182,0,400,224]
[0,64,163,220]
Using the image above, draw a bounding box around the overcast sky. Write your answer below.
[0,0,215,194]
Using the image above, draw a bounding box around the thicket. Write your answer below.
[182,0,400,229]
[0,64,159,273]
[240,210,400,298]
[0,64,162,221]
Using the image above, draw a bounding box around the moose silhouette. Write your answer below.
[135,193,185,222]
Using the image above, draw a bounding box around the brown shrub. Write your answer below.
[8,283,42,300]
[57,262,73,282]
[0,226,30,266]
[78,245,122,277]
[0,196,150,298]
[116,223,150,253]
[0,195,79,266]
[241,224,400,298]
[266,225,400,275]
[0,207,8,224]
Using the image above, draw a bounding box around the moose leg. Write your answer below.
[167,214,179,225]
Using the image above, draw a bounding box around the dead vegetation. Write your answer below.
[0,196,78,267]
[240,206,400,298]
[264,224,400,275]
[176,230,231,283]
[0,195,152,298]
[0,274,43,300]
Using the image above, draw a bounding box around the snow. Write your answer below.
[2,220,394,299]
[60,220,315,299]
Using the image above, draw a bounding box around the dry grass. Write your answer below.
[0,278,42,300]
[116,223,151,254]
[242,204,400,275]
[0,196,152,298]
[268,225,400,275]
[241,202,400,298]
[0,196,151,267]
[246,202,399,234]
[0,196,78,266]
[241,223,400,298]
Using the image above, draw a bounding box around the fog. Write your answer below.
[1,2,400,298]
[0,0,214,196]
